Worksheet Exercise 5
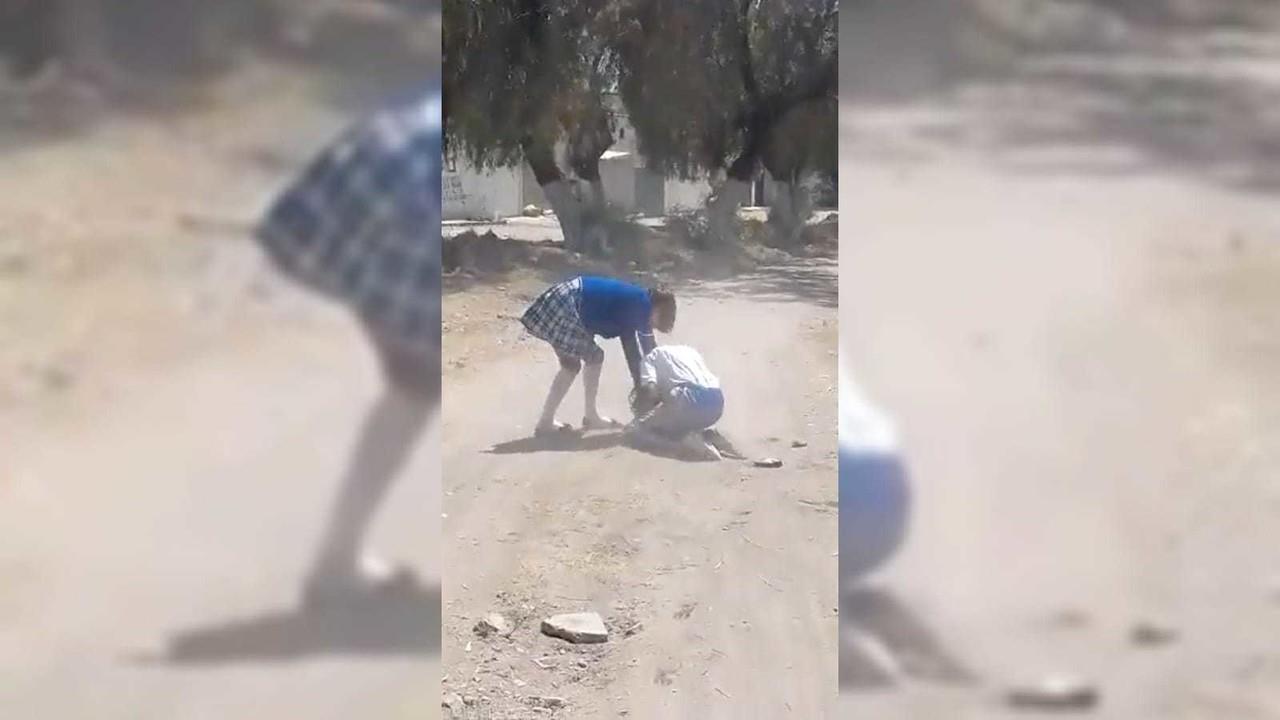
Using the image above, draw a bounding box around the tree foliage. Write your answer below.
[443,0,619,178]
[611,0,837,183]
[444,0,838,182]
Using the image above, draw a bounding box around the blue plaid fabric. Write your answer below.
[521,278,605,363]
[255,91,442,357]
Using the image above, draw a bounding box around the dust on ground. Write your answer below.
[438,217,838,717]
[440,213,836,376]
[1,5,447,719]
[839,4,1280,718]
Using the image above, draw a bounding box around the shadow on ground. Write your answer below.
[487,428,746,462]
[683,260,839,309]
[149,583,440,665]
[840,587,974,690]
[487,432,624,455]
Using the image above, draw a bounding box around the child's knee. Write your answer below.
[557,354,583,373]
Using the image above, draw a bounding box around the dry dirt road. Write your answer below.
[1,317,443,719]
[1,46,445,718]
[838,24,1280,720]
[439,261,839,718]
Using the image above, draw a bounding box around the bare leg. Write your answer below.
[581,359,616,427]
[307,389,431,575]
[536,354,580,434]
[626,396,720,461]
[304,329,438,605]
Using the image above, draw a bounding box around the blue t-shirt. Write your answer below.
[578,276,652,339]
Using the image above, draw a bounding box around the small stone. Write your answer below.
[442,693,465,715]
[754,458,783,468]
[1007,674,1099,711]
[791,440,808,448]
[1130,621,1178,646]
[542,612,609,644]
[474,613,510,638]
[527,695,567,709]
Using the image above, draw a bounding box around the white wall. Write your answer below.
[599,156,637,213]
[664,177,713,213]
[443,166,523,221]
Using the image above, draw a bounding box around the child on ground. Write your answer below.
[254,87,441,608]
[839,365,910,583]
[626,344,725,461]
[520,275,676,436]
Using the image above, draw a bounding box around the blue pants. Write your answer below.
[840,449,911,582]
[639,384,724,440]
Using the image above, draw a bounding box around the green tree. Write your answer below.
[443,0,620,253]
[612,0,837,243]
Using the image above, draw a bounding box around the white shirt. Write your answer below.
[640,345,721,394]
[839,364,899,454]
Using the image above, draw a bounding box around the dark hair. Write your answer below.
[650,285,676,316]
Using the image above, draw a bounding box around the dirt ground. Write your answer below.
[439,232,838,717]
[0,8,840,718]
[838,12,1280,720]
[1,6,447,718]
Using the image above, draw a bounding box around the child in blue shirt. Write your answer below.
[521,275,676,435]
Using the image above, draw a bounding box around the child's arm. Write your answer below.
[638,326,656,356]
[620,294,655,386]
[634,295,656,356]
[621,332,644,387]
[639,350,658,387]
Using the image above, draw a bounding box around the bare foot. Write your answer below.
[302,554,418,609]
[683,434,723,462]
[582,415,622,431]
[534,421,575,438]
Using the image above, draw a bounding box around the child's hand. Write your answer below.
[630,382,660,416]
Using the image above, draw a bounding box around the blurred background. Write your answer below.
[2,1,841,717]
[1,2,442,718]
[840,0,1280,717]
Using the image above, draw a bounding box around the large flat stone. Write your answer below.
[541,612,608,644]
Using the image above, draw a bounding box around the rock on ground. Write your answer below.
[473,612,510,638]
[1006,674,1099,711]
[541,612,609,644]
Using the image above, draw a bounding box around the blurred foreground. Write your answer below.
[840,1,1280,717]
[1,3,443,717]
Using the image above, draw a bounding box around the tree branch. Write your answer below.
[736,0,760,101]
